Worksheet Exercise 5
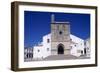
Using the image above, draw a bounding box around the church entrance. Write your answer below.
[58,44,64,54]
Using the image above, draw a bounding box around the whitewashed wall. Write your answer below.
[43,34,51,58]
[70,34,85,57]
[33,33,85,59]
[33,34,51,59]
[33,46,44,60]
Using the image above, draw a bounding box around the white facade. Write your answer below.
[70,34,85,57]
[42,34,51,57]
[33,33,87,59]
[33,34,51,60]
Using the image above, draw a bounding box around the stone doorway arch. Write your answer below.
[58,44,64,54]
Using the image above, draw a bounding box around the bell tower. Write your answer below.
[51,14,71,55]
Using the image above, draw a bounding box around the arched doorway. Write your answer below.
[58,44,64,54]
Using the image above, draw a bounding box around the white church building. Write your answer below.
[33,34,86,60]
[24,15,90,61]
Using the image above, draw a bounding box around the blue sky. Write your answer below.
[24,11,90,47]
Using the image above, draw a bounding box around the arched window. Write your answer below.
[47,39,50,43]
[38,49,40,52]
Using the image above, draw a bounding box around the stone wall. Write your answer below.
[51,22,71,55]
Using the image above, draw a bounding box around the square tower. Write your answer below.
[51,15,71,55]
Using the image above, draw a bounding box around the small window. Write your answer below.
[47,48,49,51]
[59,31,62,35]
[47,39,50,43]
[87,48,89,50]
[81,50,83,54]
[70,46,72,49]
[38,49,40,52]
[84,42,86,45]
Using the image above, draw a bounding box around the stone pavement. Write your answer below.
[25,54,90,62]
[43,54,90,61]
[44,54,78,60]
